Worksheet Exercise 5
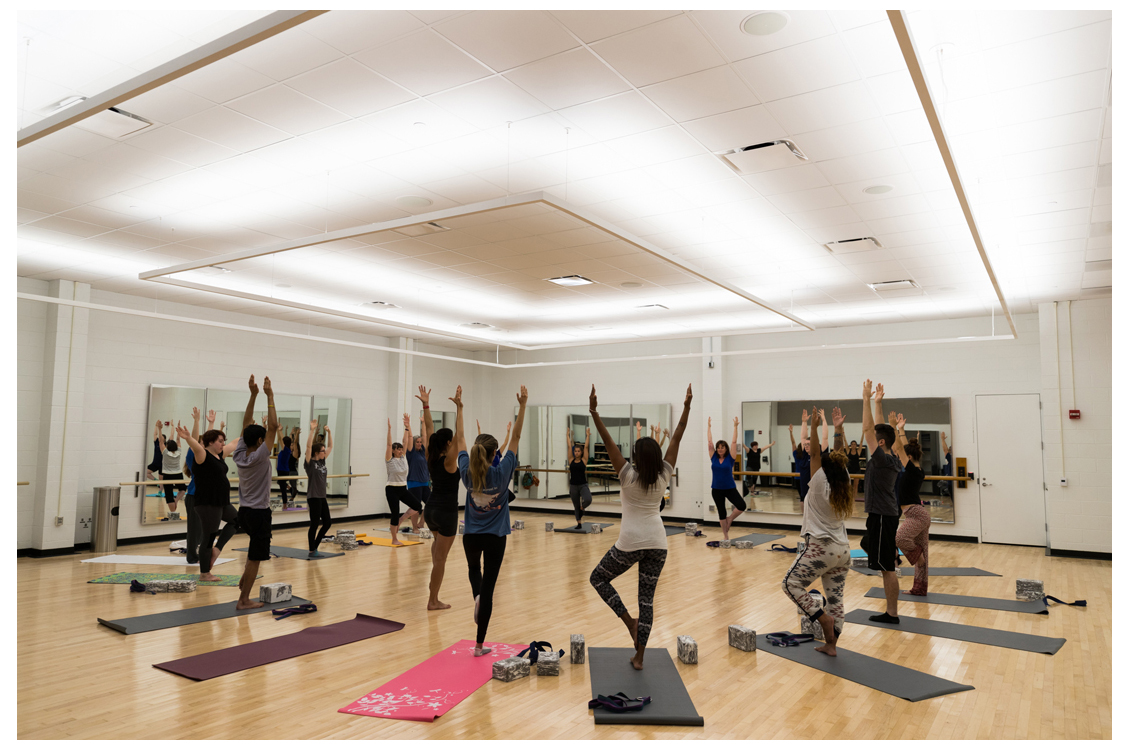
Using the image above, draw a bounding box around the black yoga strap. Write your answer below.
[588,692,651,713]
[272,603,317,620]
[770,543,799,553]
[1044,595,1087,608]
[517,641,564,663]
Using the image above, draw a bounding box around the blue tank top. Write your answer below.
[710,452,736,490]
[406,448,429,484]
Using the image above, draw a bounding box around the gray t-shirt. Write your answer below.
[801,467,848,545]
[386,456,408,486]
[305,458,327,499]
[863,446,901,516]
[233,437,272,509]
[161,448,182,475]
[615,460,673,553]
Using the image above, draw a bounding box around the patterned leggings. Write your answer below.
[589,546,668,649]
[896,505,931,595]
[781,535,850,635]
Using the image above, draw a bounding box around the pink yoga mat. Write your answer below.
[154,614,404,680]
[339,639,527,722]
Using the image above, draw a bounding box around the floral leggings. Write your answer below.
[589,546,668,649]
[896,504,930,595]
[781,534,850,635]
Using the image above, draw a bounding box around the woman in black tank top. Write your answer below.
[893,420,930,596]
[566,426,593,529]
[419,385,464,611]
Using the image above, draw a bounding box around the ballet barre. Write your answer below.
[17,481,29,486]
[734,470,959,481]
[120,473,369,486]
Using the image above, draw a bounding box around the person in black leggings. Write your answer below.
[418,385,459,611]
[176,424,239,581]
[707,416,746,540]
[458,384,528,656]
[566,425,592,529]
[304,417,333,557]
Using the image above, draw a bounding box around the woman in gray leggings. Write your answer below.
[566,425,593,529]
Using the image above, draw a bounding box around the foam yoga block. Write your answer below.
[1016,579,1044,601]
[536,651,560,676]
[590,523,603,534]
[339,541,359,551]
[728,625,757,652]
[800,616,825,642]
[851,556,869,568]
[571,634,585,664]
[418,529,433,539]
[732,540,754,549]
[458,522,465,535]
[720,540,732,549]
[512,520,525,530]
[545,522,554,532]
[677,636,698,664]
[685,523,697,536]
[148,579,197,593]
[492,657,530,682]
[336,529,354,536]
[259,583,292,604]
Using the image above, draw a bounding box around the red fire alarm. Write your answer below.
[1069,410,1081,420]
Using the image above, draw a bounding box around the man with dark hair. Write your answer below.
[862,380,904,624]
[232,374,279,610]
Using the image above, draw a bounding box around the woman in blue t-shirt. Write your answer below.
[707,416,746,540]
[458,384,528,657]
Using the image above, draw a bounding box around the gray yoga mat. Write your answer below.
[588,647,704,726]
[99,596,313,635]
[232,545,344,560]
[729,532,785,546]
[755,633,974,702]
[664,526,689,536]
[851,567,1000,577]
[554,523,614,534]
[844,609,1065,654]
[863,587,1049,614]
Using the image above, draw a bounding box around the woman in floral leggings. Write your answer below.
[894,423,930,595]
[781,407,854,656]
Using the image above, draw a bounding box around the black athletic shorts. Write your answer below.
[424,501,459,537]
[408,485,431,506]
[866,512,899,571]
[237,506,273,561]
[712,487,746,519]
[385,485,422,525]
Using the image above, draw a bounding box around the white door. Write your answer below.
[975,394,1047,546]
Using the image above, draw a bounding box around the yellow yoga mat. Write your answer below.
[368,537,422,548]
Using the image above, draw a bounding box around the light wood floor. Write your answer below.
[18,511,1110,740]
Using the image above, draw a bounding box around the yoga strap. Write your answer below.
[765,631,815,648]
[587,692,652,713]
[706,541,720,548]
[770,543,799,553]
[129,579,156,595]
[356,539,373,546]
[272,603,317,620]
[517,641,564,663]
[1044,595,1087,608]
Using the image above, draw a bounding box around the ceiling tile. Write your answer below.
[119,84,215,124]
[1004,141,1097,179]
[558,92,670,141]
[354,29,493,97]
[122,125,240,167]
[286,58,416,118]
[681,105,787,152]
[604,126,706,168]
[435,10,579,71]
[226,85,350,135]
[591,15,725,87]
[549,10,682,43]
[733,34,859,102]
[766,80,879,134]
[176,58,278,104]
[766,186,846,214]
[300,10,425,55]
[691,10,837,61]
[815,147,910,185]
[794,118,895,161]
[427,76,551,130]
[229,27,344,82]
[642,66,759,122]
[883,109,934,146]
[866,69,922,115]
[788,205,861,229]
[504,48,630,110]
[363,100,478,146]
[830,10,888,30]
[173,107,292,151]
[851,193,931,221]
[841,21,906,78]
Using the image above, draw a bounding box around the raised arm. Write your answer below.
[831,407,845,451]
[819,409,828,451]
[263,377,279,450]
[799,408,809,444]
[706,417,715,457]
[788,424,797,452]
[508,387,526,456]
[862,379,878,453]
[191,407,201,442]
[941,430,950,456]
[635,421,642,442]
[306,419,316,463]
[385,419,393,462]
[808,407,822,474]
[658,428,669,450]
[324,426,333,458]
[243,375,259,429]
[589,385,626,473]
[173,420,183,449]
[415,385,433,443]
[153,419,162,442]
[764,440,776,452]
[583,427,590,463]
[731,417,740,455]
[874,382,887,427]
[564,426,573,466]
[450,386,466,456]
[892,414,909,463]
[500,421,512,455]
[663,384,693,468]
[402,413,412,451]
[176,425,207,465]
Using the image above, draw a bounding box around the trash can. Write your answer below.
[92,486,121,554]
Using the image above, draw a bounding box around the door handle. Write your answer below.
[981,480,991,487]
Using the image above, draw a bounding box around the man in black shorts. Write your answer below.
[232,374,279,610]
[862,380,903,624]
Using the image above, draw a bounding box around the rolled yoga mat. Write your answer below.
[843,609,1066,654]
[588,647,704,726]
[728,532,785,546]
[851,567,1000,577]
[232,545,344,559]
[554,523,614,534]
[340,639,528,722]
[755,633,974,702]
[154,614,405,680]
[863,587,1050,614]
[88,572,249,587]
[99,596,312,635]
[82,554,235,567]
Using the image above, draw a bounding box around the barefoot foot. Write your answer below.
[815,642,838,656]
[200,573,221,582]
[427,600,452,611]
[235,600,266,610]
[630,651,644,670]
[624,616,639,649]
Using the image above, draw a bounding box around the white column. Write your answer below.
[700,336,723,522]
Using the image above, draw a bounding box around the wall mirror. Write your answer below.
[142,385,207,525]
[313,396,353,503]
[742,398,954,523]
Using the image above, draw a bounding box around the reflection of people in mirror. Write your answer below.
[158,419,187,516]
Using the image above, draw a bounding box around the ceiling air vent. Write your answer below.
[636,304,669,311]
[394,221,450,238]
[75,107,152,138]
[824,237,883,254]
[868,280,919,292]
[718,139,808,174]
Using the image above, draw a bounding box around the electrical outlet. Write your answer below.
[54,516,63,526]
[1059,478,1068,487]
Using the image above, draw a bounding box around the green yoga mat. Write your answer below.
[88,572,252,587]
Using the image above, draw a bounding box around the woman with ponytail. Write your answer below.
[458,384,528,656]
[894,415,930,596]
[421,385,460,611]
[781,406,853,656]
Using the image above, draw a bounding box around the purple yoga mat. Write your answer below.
[153,614,404,680]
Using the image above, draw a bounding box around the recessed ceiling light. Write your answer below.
[461,322,493,329]
[548,275,594,287]
[868,279,919,291]
[413,121,427,128]
[741,11,789,36]
[620,281,642,289]
[395,195,433,209]
[863,184,894,195]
